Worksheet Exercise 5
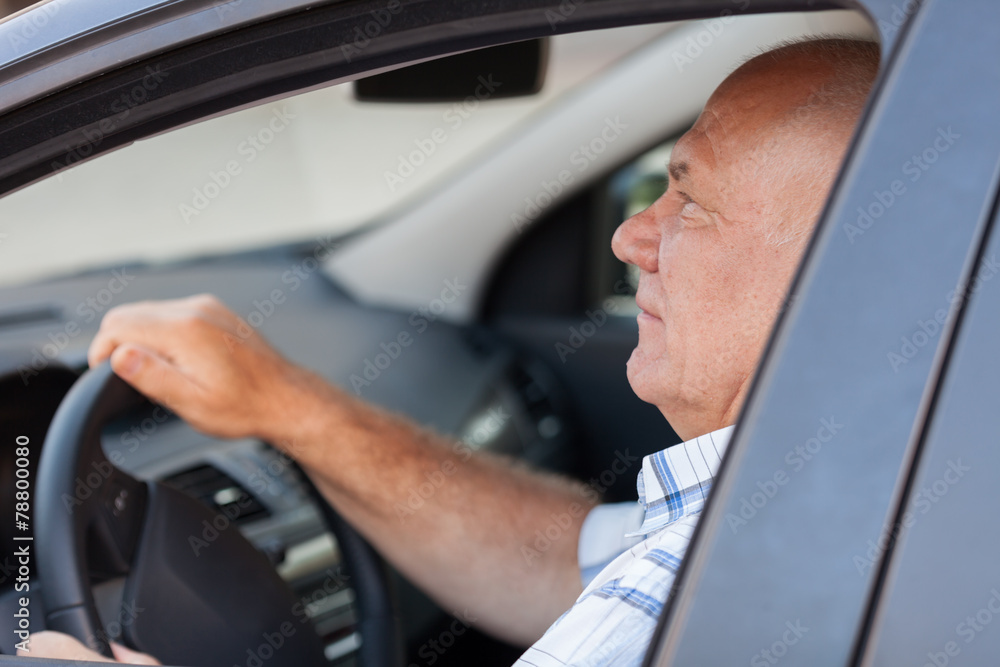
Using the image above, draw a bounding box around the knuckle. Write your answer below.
[100,299,149,330]
[100,304,127,328]
[178,313,210,335]
[190,293,221,312]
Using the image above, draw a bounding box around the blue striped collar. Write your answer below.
[629,426,734,537]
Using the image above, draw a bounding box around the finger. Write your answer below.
[88,300,180,369]
[111,642,162,665]
[17,630,116,662]
[88,295,242,368]
[110,342,205,412]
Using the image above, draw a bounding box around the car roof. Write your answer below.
[0,0,325,116]
[0,0,863,120]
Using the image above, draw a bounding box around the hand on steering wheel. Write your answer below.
[33,293,403,666]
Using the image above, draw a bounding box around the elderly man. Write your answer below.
[24,36,878,666]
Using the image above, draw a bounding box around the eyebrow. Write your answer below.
[668,160,689,183]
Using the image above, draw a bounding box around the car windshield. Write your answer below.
[0,24,677,288]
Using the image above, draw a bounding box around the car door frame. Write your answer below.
[0,0,977,665]
[647,0,1000,665]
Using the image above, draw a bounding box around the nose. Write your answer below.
[612,199,661,273]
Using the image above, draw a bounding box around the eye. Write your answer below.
[676,191,713,227]
[677,191,700,215]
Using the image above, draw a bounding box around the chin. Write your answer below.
[625,347,667,406]
[626,345,697,431]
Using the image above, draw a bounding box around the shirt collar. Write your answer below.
[629,425,735,537]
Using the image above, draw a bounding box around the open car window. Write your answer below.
[18,2,1000,666]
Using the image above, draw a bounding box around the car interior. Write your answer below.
[0,6,877,666]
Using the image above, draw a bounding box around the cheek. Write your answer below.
[658,233,763,363]
[659,232,720,320]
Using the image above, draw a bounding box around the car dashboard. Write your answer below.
[0,246,576,663]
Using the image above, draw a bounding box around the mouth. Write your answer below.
[635,300,661,322]
[634,280,661,321]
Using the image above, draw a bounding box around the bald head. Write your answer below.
[708,38,880,246]
[744,38,880,129]
[612,37,880,439]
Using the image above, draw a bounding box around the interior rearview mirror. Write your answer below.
[353,39,548,102]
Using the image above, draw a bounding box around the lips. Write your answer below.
[635,280,662,320]
[636,302,661,321]
[635,294,661,320]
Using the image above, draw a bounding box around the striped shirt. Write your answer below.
[514,426,734,667]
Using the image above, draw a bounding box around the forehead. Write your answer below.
[668,109,739,202]
[668,67,805,201]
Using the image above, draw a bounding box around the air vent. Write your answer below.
[0,304,62,329]
[162,464,269,525]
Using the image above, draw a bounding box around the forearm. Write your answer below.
[83,295,589,644]
[265,368,595,646]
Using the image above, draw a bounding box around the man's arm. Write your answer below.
[87,294,595,645]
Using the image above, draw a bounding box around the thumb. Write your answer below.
[15,630,114,661]
[111,642,162,665]
[109,343,198,413]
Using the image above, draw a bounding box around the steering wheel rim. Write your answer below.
[36,362,401,666]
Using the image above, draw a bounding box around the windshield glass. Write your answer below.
[0,24,676,287]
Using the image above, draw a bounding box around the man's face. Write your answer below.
[612,58,848,440]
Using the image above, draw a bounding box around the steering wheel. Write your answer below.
[36,362,401,666]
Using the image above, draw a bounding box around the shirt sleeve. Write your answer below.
[577,501,645,588]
